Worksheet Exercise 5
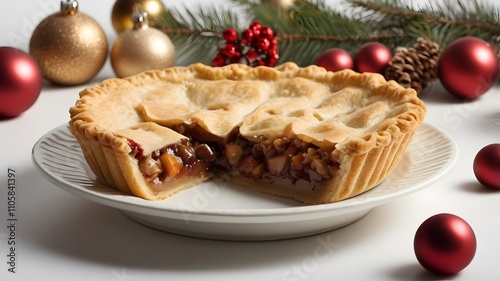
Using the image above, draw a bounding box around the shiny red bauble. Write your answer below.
[414,214,476,275]
[473,143,500,189]
[353,42,392,73]
[315,48,353,72]
[438,36,499,99]
[0,47,43,118]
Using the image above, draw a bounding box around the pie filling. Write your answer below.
[129,132,340,192]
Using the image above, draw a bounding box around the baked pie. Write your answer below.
[69,63,426,205]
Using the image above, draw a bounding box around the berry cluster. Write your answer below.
[212,22,279,67]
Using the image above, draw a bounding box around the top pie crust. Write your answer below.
[69,63,426,204]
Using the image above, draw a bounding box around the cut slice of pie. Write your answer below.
[69,63,426,204]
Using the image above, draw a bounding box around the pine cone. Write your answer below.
[384,38,441,94]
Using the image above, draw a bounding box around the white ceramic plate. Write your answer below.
[32,123,458,241]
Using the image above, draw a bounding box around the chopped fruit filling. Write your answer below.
[132,139,214,183]
[219,135,340,189]
[129,133,340,190]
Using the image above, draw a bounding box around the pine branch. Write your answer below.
[155,0,500,66]
[155,3,242,65]
[244,0,411,65]
[350,0,500,47]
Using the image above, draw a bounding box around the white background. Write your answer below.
[1,0,500,280]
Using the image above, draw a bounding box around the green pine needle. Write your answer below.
[155,0,500,66]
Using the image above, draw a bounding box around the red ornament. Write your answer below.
[0,47,42,118]
[353,42,392,73]
[438,36,499,99]
[414,214,476,275]
[473,143,500,189]
[315,48,353,72]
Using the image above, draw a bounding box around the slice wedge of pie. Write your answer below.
[69,63,426,204]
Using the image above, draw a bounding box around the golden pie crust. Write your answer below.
[69,63,426,204]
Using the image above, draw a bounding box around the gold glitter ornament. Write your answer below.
[29,0,108,86]
[110,7,175,78]
[111,0,165,33]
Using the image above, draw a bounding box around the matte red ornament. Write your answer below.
[353,42,392,73]
[414,214,476,275]
[315,48,353,72]
[0,47,43,118]
[473,143,500,189]
[438,36,499,99]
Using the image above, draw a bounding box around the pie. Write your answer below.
[69,62,426,205]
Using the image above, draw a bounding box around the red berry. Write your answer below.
[257,37,271,51]
[222,44,238,58]
[246,49,260,60]
[260,26,275,39]
[250,22,262,32]
[267,53,280,66]
[212,54,226,67]
[222,28,238,42]
[267,42,278,55]
[242,29,254,46]
[249,23,262,39]
[230,55,243,64]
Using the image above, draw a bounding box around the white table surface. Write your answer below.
[1,0,500,280]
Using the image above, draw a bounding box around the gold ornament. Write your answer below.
[110,6,175,78]
[263,0,294,10]
[29,0,108,86]
[111,0,165,33]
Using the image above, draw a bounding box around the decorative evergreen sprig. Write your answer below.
[154,0,500,66]
[350,0,500,48]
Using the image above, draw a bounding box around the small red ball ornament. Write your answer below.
[414,214,476,275]
[315,48,353,72]
[473,143,500,189]
[353,42,392,73]
[0,47,43,118]
[438,36,499,99]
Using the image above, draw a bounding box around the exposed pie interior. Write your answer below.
[69,63,426,205]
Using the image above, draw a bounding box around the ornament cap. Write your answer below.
[131,4,149,30]
[61,0,78,16]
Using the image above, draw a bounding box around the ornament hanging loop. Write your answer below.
[131,4,149,30]
[61,0,78,16]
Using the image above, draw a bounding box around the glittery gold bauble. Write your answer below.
[29,0,108,86]
[112,0,165,33]
[110,9,175,78]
